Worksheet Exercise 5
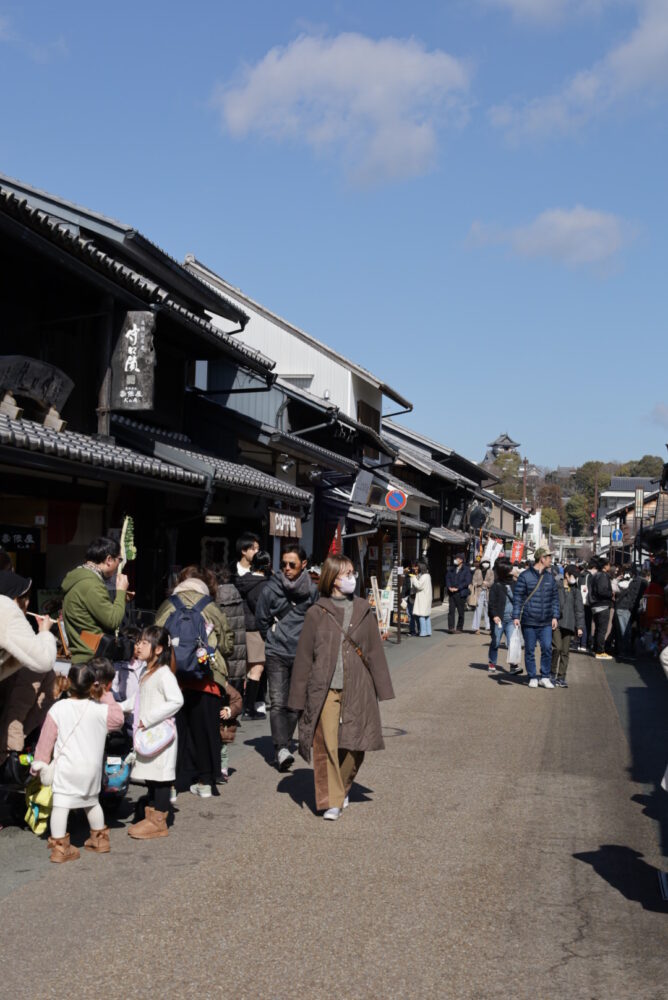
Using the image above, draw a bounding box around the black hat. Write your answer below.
[0,570,32,599]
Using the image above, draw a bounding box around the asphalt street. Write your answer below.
[1,618,667,1000]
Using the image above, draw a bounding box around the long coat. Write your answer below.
[411,573,433,617]
[215,582,247,685]
[288,596,395,763]
[129,665,184,783]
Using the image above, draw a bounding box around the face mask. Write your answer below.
[454,560,461,567]
[337,575,356,595]
[568,576,576,585]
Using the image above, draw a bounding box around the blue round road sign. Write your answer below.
[385,489,408,512]
[611,528,623,543]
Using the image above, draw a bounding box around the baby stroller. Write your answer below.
[101,728,133,812]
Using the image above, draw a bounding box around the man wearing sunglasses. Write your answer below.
[255,545,318,771]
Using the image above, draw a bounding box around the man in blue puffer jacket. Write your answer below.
[512,548,560,689]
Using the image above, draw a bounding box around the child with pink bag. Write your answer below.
[120,626,183,841]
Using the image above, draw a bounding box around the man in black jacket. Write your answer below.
[445,554,472,633]
[255,545,318,771]
[590,557,613,659]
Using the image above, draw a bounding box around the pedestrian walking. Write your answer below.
[288,555,395,821]
[470,559,494,633]
[155,566,233,798]
[551,565,585,687]
[446,554,472,633]
[236,550,271,719]
[411,560,433,637]
[590,557,613,660]
[487,559,522,676]
[123,627,184,840]
[614,566,643,656]
[255,545,318,772]
[31,660,124,862]
[512,548,560,689]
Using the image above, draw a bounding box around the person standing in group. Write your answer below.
[512,548,560,689]
[235,532,260,580]
[614,565,644,656]
[288,555,395,821]
[446,553,472,634]
[255,545,318,772]
[61,537,131,663]
[401,560,417,636]
[411,561,433,637]
[155,566,233,798]
[215,565,247,699]
[31,660,124,862]
[552,565,585,688]
[236,550,271,719]
[470,559,494,634]
[487,559,522,677]
[590,557,613,661]
[579,559,598,653]
[123,627,184,840]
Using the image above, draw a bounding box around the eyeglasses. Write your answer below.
[281,560,300,569]
[337,571,358,579]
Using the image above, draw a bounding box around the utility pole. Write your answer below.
[522,455,528,510]
[593,469,599,555]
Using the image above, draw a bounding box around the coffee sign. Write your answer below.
[111,312,156,410]
[269,511,302,538]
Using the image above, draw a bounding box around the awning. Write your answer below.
[372,469,439,508]
[430,526,468,544]
[347,504,429,533]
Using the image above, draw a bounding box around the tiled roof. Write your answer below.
[429,526,468,544]
[111,414,192,445]
[268,430,359,473]
[160,444,313,504]
[382,431,478,488]
[0,414,205,486]
[0,186,272,376]
[372,469,439,507]
[609,476,657,492]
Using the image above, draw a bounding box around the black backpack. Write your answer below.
[164,594,215,680]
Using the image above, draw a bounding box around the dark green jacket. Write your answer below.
[62,566,127,663]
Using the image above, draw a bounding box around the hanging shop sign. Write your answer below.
[510,540,525,563]
[0,356,74,411]
[0,525,40,550]
[111,311,156,410]
[269,511,302,538]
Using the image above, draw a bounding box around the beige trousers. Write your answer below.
[312,689,364,811]
[0,668,56,763]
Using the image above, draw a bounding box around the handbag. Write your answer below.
[80,630,135,662]
[134,719,176,758]
[24,776,53,835]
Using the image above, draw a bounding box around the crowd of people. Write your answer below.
[0,533,395,859]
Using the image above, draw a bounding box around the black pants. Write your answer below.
[265,655,298,751]
[146,780,170,813]
[181,688,221,788]
[592,608,610,654]
[584,606,593,648]
[448,593,467,631]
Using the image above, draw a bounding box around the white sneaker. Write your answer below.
[254,701,267,718]
[343,796,349,809]
[276,748,294,772]
[190,783,212,798]
[169,786,177,804]
[528,678,539,689]
[538,677,555,689]
[323,807,341,821]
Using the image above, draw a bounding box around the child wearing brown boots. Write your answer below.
[31,660,124,863]
[122,626,183,841]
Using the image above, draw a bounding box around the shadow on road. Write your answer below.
[573,844,668,913]
[276,770,375,815]
[623,661,668,857]
[243,734,276,766]
[469,662,526,687]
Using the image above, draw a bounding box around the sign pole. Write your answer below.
[396,510,402,645]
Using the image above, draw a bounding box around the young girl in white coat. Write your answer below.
[32,660,124,863]
[124,626,183,841]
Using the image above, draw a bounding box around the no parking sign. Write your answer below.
[385,489,408,512]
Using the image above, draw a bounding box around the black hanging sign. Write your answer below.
[0,356,74,411]
[111,311,156,410]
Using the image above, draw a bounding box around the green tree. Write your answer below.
[537,483,565,529]
[541,506,561,535]
[491,452,522,501]
[566,494,591,535]
[617,455,664,478]
[573,461,612,503]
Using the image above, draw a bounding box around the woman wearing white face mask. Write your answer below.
[288,555,395,821]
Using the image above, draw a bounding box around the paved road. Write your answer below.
[1,625,667,999]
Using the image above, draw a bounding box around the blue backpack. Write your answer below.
[164,594,215,679]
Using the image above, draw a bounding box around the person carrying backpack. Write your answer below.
[155,566,233,798]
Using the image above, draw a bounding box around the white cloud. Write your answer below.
[482,0,622,22]
[490,0,668,137]
[650,402,668,428]
[469,205,629,267]
[212,33,471,184]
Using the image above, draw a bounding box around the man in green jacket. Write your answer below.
[62,537,129,663]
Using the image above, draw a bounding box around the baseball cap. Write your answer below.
[0,570,32,599]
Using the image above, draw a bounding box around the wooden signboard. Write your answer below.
[111,312,156,410]
[269,511,302,538]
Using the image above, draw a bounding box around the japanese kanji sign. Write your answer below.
[111,311,156,410]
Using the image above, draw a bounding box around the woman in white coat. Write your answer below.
[412,561,434,637]
[123,626,183,840]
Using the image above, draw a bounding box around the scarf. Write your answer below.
[280,570,312,598]
[172,578,210,598]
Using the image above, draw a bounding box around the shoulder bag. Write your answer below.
[317,605,371,672]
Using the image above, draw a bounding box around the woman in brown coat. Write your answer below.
[288,554,395,821]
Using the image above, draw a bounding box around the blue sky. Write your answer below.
[1,0,667,468]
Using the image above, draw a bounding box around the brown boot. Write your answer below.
[48,834,80,863]
[127,806,168,840]
[84,827,111,853]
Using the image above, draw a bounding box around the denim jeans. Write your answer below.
[521,624,553,679]
[417,615,432,637]
[488,619,514,666]
[265,655,298,751]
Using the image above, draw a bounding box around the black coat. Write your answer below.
[215,582,247,683]
[488,581,515,622]
[255,572,319,662]
[556,581,585,633]
[445,564,472,597]
[236,572,269,632]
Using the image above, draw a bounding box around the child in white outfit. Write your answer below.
[32,660,124,862]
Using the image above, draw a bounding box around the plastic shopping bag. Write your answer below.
[507,625,523,667]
